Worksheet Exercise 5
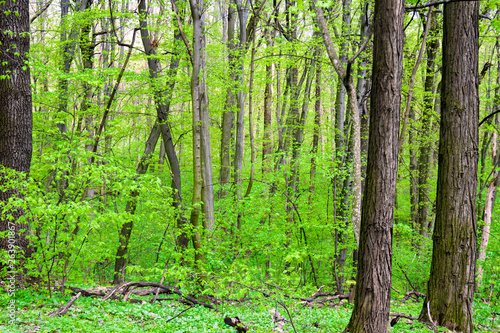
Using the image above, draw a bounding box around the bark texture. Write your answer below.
[345,0,403,330]
[0,0,33,267]
[418,2,479,332]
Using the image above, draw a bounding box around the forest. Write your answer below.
[0,0,499,331]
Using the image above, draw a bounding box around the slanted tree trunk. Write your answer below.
[112,0,187,284]
[418,2,479,332]
[0,0,33,277]
[345,0,404,330]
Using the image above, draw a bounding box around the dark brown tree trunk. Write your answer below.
[418,2,479,332]
[0,0,33,276]
[345,0,403,330]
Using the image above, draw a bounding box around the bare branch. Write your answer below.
[30,0,54,24]
[348,25,373,64]
[405,0,479,10]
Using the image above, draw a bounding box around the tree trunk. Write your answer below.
[417,8,439,237]
[333,0,352,294]
[113,0,187,283]
[418,2,479,332]
[476,41,500,289]
[189,0,211,264]
[0,0,33,277]
[219,3,236,199]
[345,0,403,330]
[58,0,90,134]
[233,0,248,231]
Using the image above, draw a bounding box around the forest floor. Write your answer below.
[0,287,498,332]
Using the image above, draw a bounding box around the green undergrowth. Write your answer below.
[1,288,497,332]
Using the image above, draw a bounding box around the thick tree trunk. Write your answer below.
[0,0,33,276]
[418,2,479,332]
[345,0,403,330]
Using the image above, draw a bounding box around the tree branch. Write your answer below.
[479,108,500,127]
[347,25,373,64]
[30,0,54,24]
[405,0,479,10]
[313,2,346,78]
[170,0,194,65]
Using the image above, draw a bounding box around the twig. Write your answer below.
[165,306,194,323]
[275,300,298,333]
[395,260,418,292]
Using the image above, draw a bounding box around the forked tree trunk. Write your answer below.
[418,2,479,332]
[345,0,403,330]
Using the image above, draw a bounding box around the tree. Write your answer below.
[345,0,404,330]
[417,8,440,238]
[418,2,479,332]
[0,0,33,275]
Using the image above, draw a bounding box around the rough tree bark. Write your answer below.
[345,0,403,330]
[0,0,33,275]
[418,1,479,332]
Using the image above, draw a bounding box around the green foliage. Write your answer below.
[3,287,488,332]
